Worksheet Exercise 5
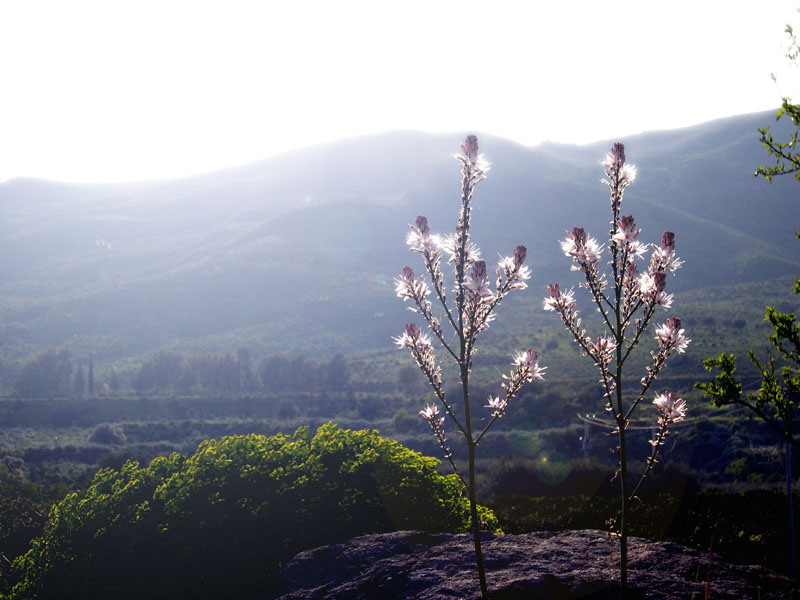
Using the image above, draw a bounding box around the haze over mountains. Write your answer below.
[1,110,798,375]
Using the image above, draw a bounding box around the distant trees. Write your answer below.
[236,347,257,392]
[12,349,73,397]
[179,353,239,394]
[11,347,353,398]
[256,354,301,392]
[126,349,351,396]
[87,357,95,398]
[72,361,86,397]
[132,351,183,394]
[108,368,121,394]
[256,352,351,394]
[397,364,425,395]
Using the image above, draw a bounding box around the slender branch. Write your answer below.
[625,351,669,422]
[408,340,467,437]
[474,413,501,446]
[421,249,461,354]
[628,421,669,501]
[738,396,799,448]
[621,303,657,364]
[585,274,615,328]
[474,366,529,445]
[407,277,460,364]
[425,418,467,487]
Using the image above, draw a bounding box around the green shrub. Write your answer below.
[6,423,497,600]
[0,464,68,596]
[88,422,127,445]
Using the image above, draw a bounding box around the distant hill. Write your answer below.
[1,111,798,378]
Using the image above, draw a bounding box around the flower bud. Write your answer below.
[661,231,675,252]
[462,135,480,163]
[571,227,587,246]
[513,245,527,268]
[653,272,666,293]
[611,142,625,169]
[415,215,430,237]
[405,322,421,341]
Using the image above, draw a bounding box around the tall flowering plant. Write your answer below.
[394,135,544,599]
[544,143,689,595]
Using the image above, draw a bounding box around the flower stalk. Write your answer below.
[394,135,543,599]
[545,143,689,597]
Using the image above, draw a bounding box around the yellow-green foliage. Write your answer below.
[6,423,498,600]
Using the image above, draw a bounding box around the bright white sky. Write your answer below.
[1,1,798,183]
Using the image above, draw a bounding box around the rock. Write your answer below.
[273,530,797,599]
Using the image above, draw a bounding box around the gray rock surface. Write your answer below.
[274,530,797,599]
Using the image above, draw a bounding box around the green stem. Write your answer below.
[462,358,489,598]
[618,417,628,598]
[468,438,489,598]
[613,242,628,599]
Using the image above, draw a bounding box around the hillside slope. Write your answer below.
[0,111,797,371]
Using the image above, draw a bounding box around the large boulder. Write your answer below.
[275,529,796,599]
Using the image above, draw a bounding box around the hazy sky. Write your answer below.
[1,1,798,183]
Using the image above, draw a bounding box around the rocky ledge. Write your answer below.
[273,529,797,599]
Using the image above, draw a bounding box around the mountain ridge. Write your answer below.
[1,110,798,375]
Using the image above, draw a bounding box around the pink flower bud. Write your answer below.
[661,231,675,252]
[473,260,487,280]
[465,259,493,301]
[456,135,490,176]
[651,231,683,272]
[513,245,527,268]
[461,135,480,163]
[611,142,625,169]
[499,246,531,290]
[407,215,439,253]
[653,272,666,293]
[571,227,587,246]
[415,215,430,237]
[543,283,576,312]
[405,322,421,341]
[561,227,603,267]
[601,142,636,205]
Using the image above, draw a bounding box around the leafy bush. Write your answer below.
[88,422,127,445]
[6,423,497,600]
[0,464,67,595]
